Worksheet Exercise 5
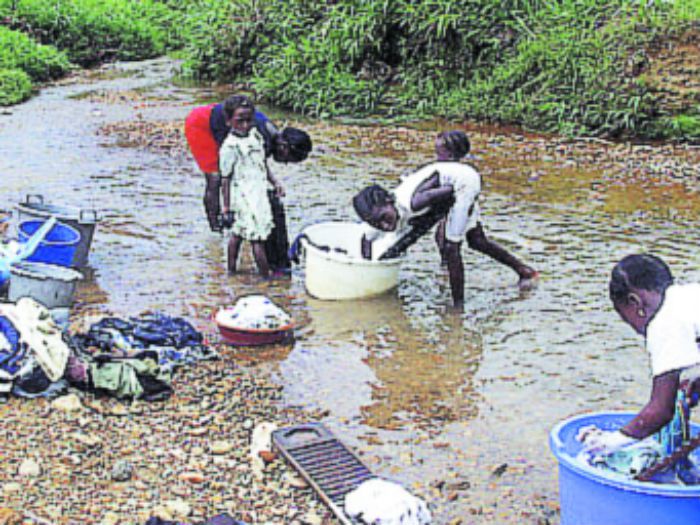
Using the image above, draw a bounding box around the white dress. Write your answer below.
[219,129,273,241]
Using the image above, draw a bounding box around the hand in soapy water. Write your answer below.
[577,425,637,455]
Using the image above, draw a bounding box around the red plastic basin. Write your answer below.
[214,314,294,346]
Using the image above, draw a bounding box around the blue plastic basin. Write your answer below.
[18,220,80,267]
[550,412,700,525]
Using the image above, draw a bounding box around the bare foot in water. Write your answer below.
[518,267,539,290]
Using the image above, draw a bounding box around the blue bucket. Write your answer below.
[550,412,700,525]
[18,220,81,267]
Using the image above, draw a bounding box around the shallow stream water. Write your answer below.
[1,58,699,523]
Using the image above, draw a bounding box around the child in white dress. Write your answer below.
[219,96,283,277]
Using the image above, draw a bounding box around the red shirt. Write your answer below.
[184,104,219,173]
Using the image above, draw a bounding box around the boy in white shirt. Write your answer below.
[352,130,537,308]
[581,254,700,456]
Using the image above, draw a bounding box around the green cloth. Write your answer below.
[595,441,663,477]
[90,358,169,399]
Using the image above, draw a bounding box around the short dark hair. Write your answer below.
[223,94,254,120]
[280,127,312,162]
[439,130,470,159]
[609,254,673,304]
[352,184,392,222]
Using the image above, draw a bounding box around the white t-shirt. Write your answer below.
[363,162,481,259]
[646,283,700,378]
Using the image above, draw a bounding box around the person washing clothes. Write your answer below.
[352,130,538,308]
[218,95,281,277]
[579,254,700,480]
[184,95,312,273]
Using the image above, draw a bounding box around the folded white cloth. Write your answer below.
[345,478,431,525]
[216,295,292,330]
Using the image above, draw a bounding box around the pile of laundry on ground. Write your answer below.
[0,297,217,401]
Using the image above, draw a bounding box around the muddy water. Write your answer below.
[2,58,700,523]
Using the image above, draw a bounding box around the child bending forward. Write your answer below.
[219,96,283,277]
[353,130,537,308]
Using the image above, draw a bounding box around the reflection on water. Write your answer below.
[282,296,483,433]
[1,58,700,523]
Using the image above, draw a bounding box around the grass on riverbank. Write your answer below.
[0,0,179,66]
[0,0,697,140]
[180,0,700,141]
[0,0,179,105]
[0,0,168,66]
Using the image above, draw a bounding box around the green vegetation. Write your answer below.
[0,0,179,105]
[179,0,700,140]
[0,0,168,66]
[0,0,697,140]
[0,27,71,81]
[0,68,32,105]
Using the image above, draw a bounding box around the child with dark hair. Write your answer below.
[184,97,312,273]
[218,95,282,277]
[579,254,700,458]
[353,130,537,308]
[252,114,312,273]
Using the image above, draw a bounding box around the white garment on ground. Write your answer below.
[0,297,69,381]
[363,161,481,259]
[219,128,273,240]
[215,295,291,330]
[646,283,700,378]
[344,478,431,525]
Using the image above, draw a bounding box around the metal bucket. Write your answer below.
[9,261,83,309]
[15,194,100,268]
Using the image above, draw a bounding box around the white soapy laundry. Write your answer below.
[345,478,431,525]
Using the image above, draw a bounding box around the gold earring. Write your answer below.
[638,309,646,318]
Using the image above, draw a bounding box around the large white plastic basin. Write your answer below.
[301,222,402,300]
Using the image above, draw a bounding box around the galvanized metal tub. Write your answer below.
[15,194,100,267]
[9,261,83,309]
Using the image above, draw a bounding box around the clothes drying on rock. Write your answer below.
[65,313,215,401]
[12,372,68,399]
[131,313,204,348]
[80,313,204,352]
[0,315,25,377]
[68,312,216,372]
[0,298,70,395]
[89,351,172,401]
